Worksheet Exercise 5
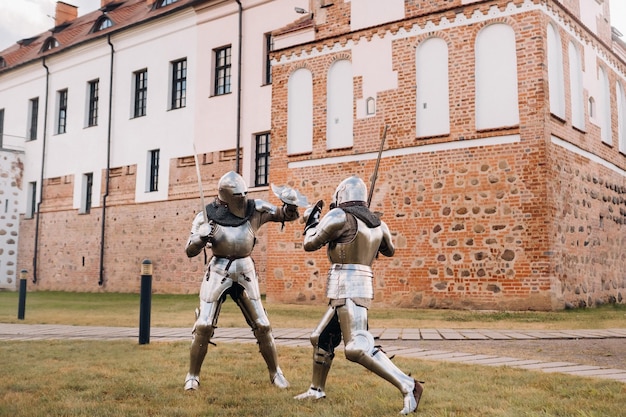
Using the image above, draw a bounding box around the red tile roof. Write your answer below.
[0,0,200,73]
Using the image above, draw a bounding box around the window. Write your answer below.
[57,89,68,134]
[255,133,270,187]
[26,181,37,218]
[326,59,353,150]
[287,68,313,154]
[568,41,585,131]
[87,80,99,127]
[148,149,160,192]
[0,109,4,148]
[264,34,273,85]
[28,98,39,140]
[0,57,6,68]
[133,69,148,117]
[547,23,565,119]
[155,0,178,8]
[416,37,450,137]
[475,23,519,130]
[81,173,93,214]
[366,97,376,115]
[618,82,626,154]
[92,16,113,32]
[599,67,611,144]
[41,37,59,52]
[171,59,187,109]
[214,46,231,95]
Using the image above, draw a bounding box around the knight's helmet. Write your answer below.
[332,176,368,207]
[217,171,248,218]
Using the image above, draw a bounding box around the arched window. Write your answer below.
[618,82,626,154]
[588,97,595,118]
[287,68,313,155]
[568,41,585,131]
[366,97,376,115]
[92,16,113,32]
[599,67,611,144]
[327,59,353,150]
[155,0,178,8]
[547,23,566,119]
[475,24,519,130]
[416,37,450,137]
[41,37,59,52]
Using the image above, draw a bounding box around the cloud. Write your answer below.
[0,0,55,49]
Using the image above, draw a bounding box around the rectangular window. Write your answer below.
[0,108,4,148]
[26,181,37,218]
[171,59,187,109]
[133,69,148,117]
[255,133,270,187]
[214,46,231,95]
[264,34,273,85]
[57,89,68,134]
[28,98,39,140]
[148,149,160,192]
[81,173,93,214]
[87,80,99,127]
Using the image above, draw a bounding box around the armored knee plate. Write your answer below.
[344,329,376,363]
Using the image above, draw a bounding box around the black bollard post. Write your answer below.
[17,269,27,320]
[139,259,153,345]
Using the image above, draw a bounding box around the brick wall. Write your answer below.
[266,1,626,310]
[17,150,274,295]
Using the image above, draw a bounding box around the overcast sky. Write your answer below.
[1,0,625,54]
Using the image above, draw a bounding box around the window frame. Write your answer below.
[0,108,4,148]
[57,89,68,134]
[26,181,37,219]
[254,132,270,187]
[87,80,99,127]
[170,59,187,110]
[28,98,39,140]
[214,45,232,96]
[155,0,178,8]
[94,16,113,32]
[81,173,93,214]
[148,149,160,192]
[133,69,148,118]
[263,34,273,85]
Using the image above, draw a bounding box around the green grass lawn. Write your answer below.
[1,291,625,329]
[1,292,625,416]
[1,340,624,417]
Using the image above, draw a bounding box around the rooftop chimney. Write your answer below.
[55,1,78,26]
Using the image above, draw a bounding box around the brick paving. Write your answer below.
[1,323,625,383]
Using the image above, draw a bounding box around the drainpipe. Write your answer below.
[99,34,114,286]
[33,57,50,284]
[235,0,242,174]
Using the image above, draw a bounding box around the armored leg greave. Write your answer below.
[185,322,215,390]
[337,300,421,414]
[235,291,289,388]
[253,323,289,388]
[311,346,334,390]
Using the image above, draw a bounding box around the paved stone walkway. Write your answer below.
[2,323,625,383]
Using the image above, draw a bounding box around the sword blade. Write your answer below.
[192,143,209,223]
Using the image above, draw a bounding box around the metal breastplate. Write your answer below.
[327,218,383,265]
[210,222,255,258]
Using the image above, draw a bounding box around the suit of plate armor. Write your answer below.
[294,176,424,415]
[184,171,298,391]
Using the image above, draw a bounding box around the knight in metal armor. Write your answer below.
[294,176,424,415]
[184,171,304,391]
